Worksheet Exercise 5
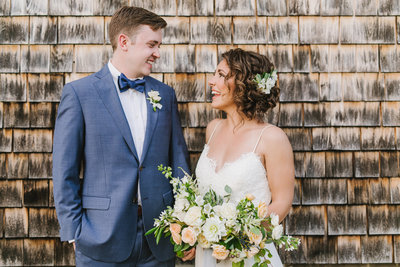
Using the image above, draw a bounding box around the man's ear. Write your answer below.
[118,34,129,51]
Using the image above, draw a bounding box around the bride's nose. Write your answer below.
[208,77,216,86]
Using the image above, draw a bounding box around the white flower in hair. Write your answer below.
[253,69,278,94]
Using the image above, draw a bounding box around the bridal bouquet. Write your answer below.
[146,165,300,267]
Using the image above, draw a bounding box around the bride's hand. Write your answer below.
[181,247,196,261]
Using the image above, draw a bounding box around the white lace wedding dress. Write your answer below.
[195,123,283,267]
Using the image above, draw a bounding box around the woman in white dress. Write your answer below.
[193,48,295,267]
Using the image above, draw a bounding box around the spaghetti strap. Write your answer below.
[253,125,274,152]
[207,120,223,145]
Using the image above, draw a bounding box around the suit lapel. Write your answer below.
[94,66,139,162]
[141,76,159,163]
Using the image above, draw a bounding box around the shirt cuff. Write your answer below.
[68,239,75,243]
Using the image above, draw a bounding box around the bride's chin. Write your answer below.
[210,102,223,110]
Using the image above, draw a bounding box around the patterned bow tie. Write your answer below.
[118,73,145,93]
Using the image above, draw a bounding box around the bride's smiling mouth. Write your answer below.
[211,89,221,100]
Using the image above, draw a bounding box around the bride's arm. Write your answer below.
[261,126,295,223]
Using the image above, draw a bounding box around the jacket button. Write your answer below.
[139,166,144,171]
[132,197,138,204]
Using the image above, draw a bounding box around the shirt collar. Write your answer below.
[107,61,143,81]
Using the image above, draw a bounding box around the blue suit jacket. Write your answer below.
[52,65,190,262]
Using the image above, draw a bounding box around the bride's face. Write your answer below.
[208,60,236,110]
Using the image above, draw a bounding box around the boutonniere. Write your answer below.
[147,90,162,111]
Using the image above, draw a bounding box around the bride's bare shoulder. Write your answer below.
[261,124,292,151]
[205,119,224,141]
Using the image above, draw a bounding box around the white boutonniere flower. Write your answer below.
[253,69,278,95]
[147,90,162,111]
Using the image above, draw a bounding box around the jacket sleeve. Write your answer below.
[169,89,190,178]
[52,83,84,241]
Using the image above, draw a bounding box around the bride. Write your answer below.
[189,48,295,266]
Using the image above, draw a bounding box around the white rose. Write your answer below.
[203,203,212,215]
[219,203,237,220]
[172,210,186,222]
[270,213,279,226]
[272,224,283,240]
[148,91,159,98]
[174,198,189,212]
[183,206,202,227]
[213,205,222,216]
[202,217,226,242]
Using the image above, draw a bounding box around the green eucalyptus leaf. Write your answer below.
[259,249,266,257]
[224,185,232,194]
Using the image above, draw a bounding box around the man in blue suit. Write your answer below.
[53,6,191,266]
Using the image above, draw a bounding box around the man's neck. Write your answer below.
[110,56,139,79]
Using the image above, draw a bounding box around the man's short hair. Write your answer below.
[109,6,167,51]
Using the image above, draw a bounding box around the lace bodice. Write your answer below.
[195,123,273,205]
[196,144,271,205]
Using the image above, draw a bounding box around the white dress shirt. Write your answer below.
[108,61,147,205]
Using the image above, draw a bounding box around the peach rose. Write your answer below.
[248,230,263,245]
[257,201,268,219]
[171,232,182,245]
[245,193,255,201]
[197,233,211,248]
[170,223,182,235]
[212,244,229,260]
[246,246,260,258]
[181,227,197,246]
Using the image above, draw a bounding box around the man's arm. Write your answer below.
[52,83,84,241]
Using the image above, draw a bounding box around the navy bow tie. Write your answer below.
[118,73,145,93]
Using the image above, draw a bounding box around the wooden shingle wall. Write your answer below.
[0,0,399,266]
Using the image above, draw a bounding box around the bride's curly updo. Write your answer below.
[221,48,280,122]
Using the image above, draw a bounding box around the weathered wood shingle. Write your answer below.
[11,0,48,15]
[23,180,49,207]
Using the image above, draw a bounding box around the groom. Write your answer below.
[52,6,190,266]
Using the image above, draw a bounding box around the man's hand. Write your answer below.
[72,242,76,251]
[181,247,195,261]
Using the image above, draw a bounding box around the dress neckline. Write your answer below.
[203,144,266,175]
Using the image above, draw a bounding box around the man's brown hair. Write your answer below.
[109,6,167,51]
